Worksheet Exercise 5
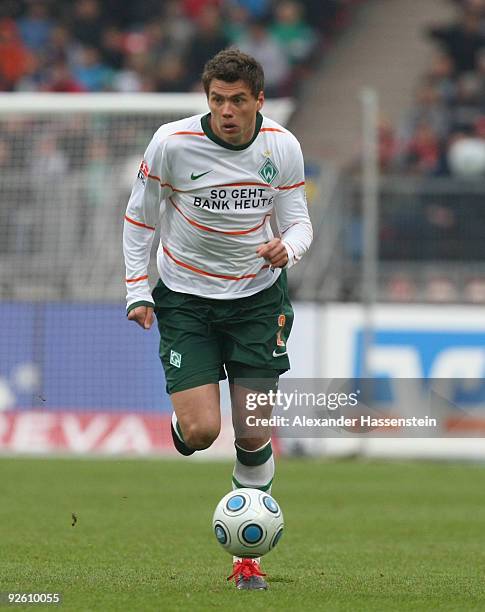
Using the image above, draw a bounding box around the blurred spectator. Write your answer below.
[0,18,34,91]
[238,20,290,96]
[70,0,106,48]
[121,29,150,56]
[399,81,451,143]
[31,133,68,178]
[161,1,195,55]
[270,1,317,66]
[402,123,441,175]
[45,24,73,64]
[424,278,458,302]
[473,47,485,102]
[43,60,85,92]
[185,5,229,89]
[156,53,192,92]
[27,132,69,254]
[426,52,456,104]
[85,139,110,208]
[17,0,53,52]
[72,45,113,91]
[385,274,417,302]
[474,114,485,136]
[429,10,485,74]
[226,0,272,20]
[14,53,45,91]
[464,277,485,301]
[58,116,90,168]
[143,19,180,68]
[0,117,32,168]
[101,27,124,70]
[144,19,167,55]
[449,72,482,130]
[377,117,399,172]
[223,3,251,44]
[183,0,221,20]
[0,136,33,255]
[346,115,400,174]
[112,53,152,92]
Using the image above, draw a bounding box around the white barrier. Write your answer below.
[285,303,485,460]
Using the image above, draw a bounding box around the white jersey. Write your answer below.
[123,112,313,308]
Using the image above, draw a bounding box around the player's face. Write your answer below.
[207,79,264,146]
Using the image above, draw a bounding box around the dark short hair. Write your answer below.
[202,48,264,98]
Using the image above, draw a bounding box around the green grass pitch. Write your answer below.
[1,457,484,611]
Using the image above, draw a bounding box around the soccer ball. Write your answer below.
[212,488,284,558]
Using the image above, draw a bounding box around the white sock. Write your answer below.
[231,440,274,563]
[232,439,274,494]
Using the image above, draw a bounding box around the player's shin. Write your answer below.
[231,439,274,569]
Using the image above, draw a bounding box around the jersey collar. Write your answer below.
[201,112,263,151]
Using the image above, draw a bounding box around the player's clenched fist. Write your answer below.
[127,305,154,329]
[256,238,288,268]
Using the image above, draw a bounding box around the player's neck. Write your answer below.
[209,115,256,147]
[203,113,263,151]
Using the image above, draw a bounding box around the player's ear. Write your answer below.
[256,91,265,111]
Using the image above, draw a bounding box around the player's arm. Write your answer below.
[261,138,313,268]
[123,135,165,329]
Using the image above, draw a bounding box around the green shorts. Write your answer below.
[152,271,294,394]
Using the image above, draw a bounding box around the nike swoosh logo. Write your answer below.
[191,170,212,180]
[273,350,288,358]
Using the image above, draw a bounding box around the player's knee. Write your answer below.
[184,422,220,450]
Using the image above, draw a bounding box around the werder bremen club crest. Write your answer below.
[258,158,279,184]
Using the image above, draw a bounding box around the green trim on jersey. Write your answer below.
[201,112,263,151]
[126,300,155,315]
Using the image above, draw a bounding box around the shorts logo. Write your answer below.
[276,314,286,347]
[273,313,287,358]
[258,158,279,184]
[138,160,150,184]
[170,350,182,368]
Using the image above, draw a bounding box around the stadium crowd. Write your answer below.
[378,0,485,177]
[0,0,368,301]
[0,0,360,97]
[341,0,485,303]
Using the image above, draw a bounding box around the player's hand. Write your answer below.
[256,238,288,268]
[127,306,154,330]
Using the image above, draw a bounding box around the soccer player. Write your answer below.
[123,48,312,590]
